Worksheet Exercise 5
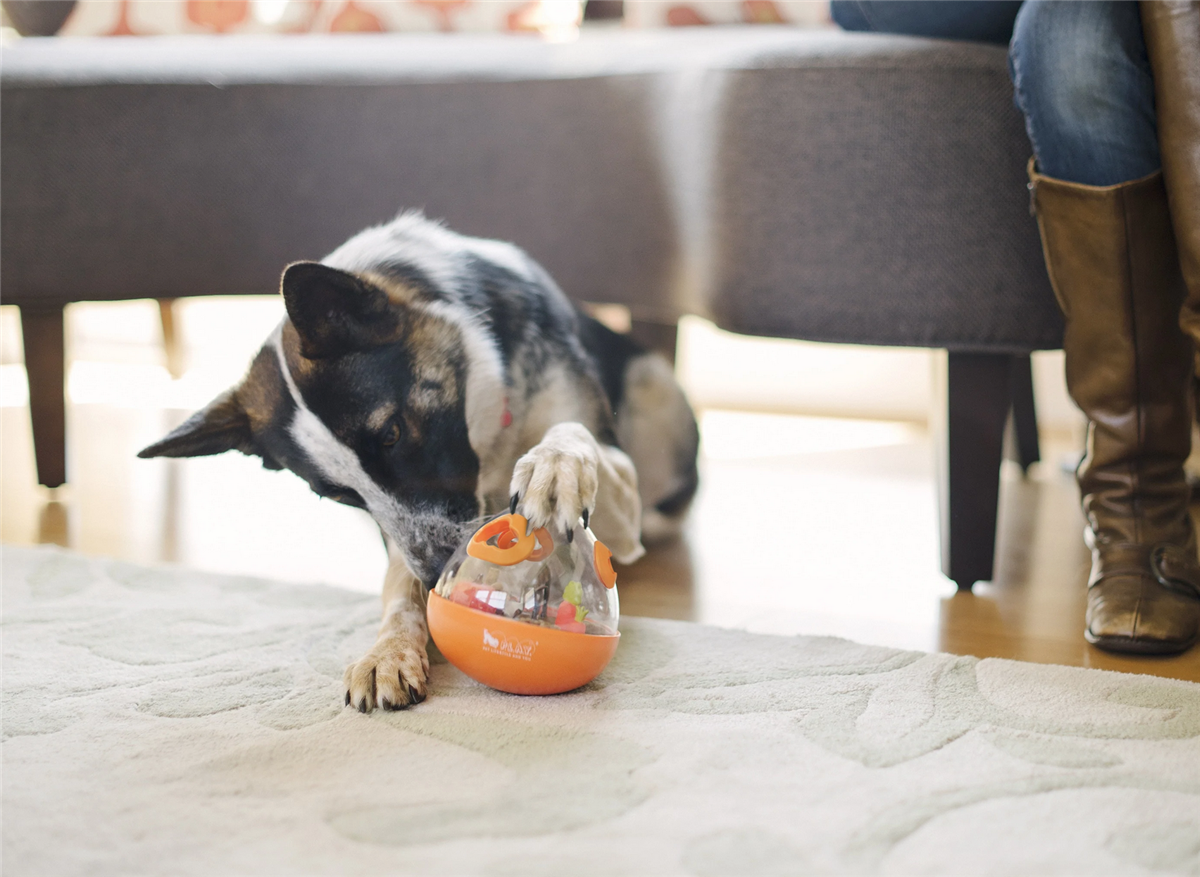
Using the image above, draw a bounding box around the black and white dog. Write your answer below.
[140,212,699,711]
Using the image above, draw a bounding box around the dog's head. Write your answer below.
[139,262,494,586]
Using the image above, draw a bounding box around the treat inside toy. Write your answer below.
[427,512,620,695]
[435,512,618,636]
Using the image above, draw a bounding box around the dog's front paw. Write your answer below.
[511,422,599,534]
[344,632,429,713]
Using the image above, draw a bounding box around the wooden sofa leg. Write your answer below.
[629,318,679,365]
[19,304,67,488]
[1009,354,1040,472]
[158,298,185,379]
[934,352,1012,592]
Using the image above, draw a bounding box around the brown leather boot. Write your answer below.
[1029,161,1200,654]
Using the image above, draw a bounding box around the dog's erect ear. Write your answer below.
[281,262,402,359]
[137,389,252,459]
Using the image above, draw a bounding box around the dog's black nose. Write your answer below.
[408,541,458,591]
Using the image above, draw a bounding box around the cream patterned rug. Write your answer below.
[4,545,1200,876]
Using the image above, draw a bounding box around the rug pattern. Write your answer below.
[3,545,1200,875]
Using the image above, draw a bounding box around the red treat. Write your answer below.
[452,585,506,615]
[554,602,586,633]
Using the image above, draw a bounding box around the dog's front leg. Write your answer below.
[511,421,645,565]
[344,536,429,713]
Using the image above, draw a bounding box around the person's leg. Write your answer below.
[1009,0,1160,186]
[837,0,1160,186]
[830,1,1022,44]
[1017,2,1200,653]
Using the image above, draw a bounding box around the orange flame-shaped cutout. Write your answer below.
[467,514,534,566]
[593,540,617,588]
[528,528,554,562]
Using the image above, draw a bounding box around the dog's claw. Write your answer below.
[408,684,426,705]
[510,493,519,515]
[344,691,351,707]
[582,508,589,530]
[566,528,574,543]
[358,698,368,714]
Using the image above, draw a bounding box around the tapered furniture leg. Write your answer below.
[1009,354,1040,472]
[158,298,185,379]
[19,304,67,488]
[934,352,1012,591]
[629,317,679,365]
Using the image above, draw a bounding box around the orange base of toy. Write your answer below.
[427,592,619,695]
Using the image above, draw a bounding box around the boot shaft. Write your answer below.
[1029,163,1194,547]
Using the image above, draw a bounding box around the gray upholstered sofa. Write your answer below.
[0,28,1062,589]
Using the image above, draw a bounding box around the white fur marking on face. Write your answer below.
[318,211,511,466]
[269,324,467,572]
[418,300,506,461]
[271,325,402,529]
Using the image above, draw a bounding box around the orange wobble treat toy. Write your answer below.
[427,512,619,695]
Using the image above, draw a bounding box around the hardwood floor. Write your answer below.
[3,301,1199,683]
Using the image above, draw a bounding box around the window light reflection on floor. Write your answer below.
[699,410,921,461]
[1,298,953,648]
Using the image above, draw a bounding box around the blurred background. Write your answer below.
[0,293,1087,654]
[12,0,1185,680]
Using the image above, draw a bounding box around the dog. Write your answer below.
[139,212,699,712]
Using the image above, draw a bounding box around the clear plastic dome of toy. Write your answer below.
[433,513,619,637]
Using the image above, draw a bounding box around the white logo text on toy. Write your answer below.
[481,628,536,661]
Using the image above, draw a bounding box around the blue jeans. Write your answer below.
[830,1,1160,187]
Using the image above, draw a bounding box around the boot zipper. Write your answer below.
[1028,178,1038,216]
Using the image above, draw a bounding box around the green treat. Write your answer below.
[563,579,589,623]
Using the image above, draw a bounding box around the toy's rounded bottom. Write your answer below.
[427,592,619,695]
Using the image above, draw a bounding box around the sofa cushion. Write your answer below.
[1,32,680,317]
[699,33,1062,351]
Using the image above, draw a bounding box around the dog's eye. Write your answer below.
[312,480,366,508]
[328,490,366,509]
[382,422,402,447]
